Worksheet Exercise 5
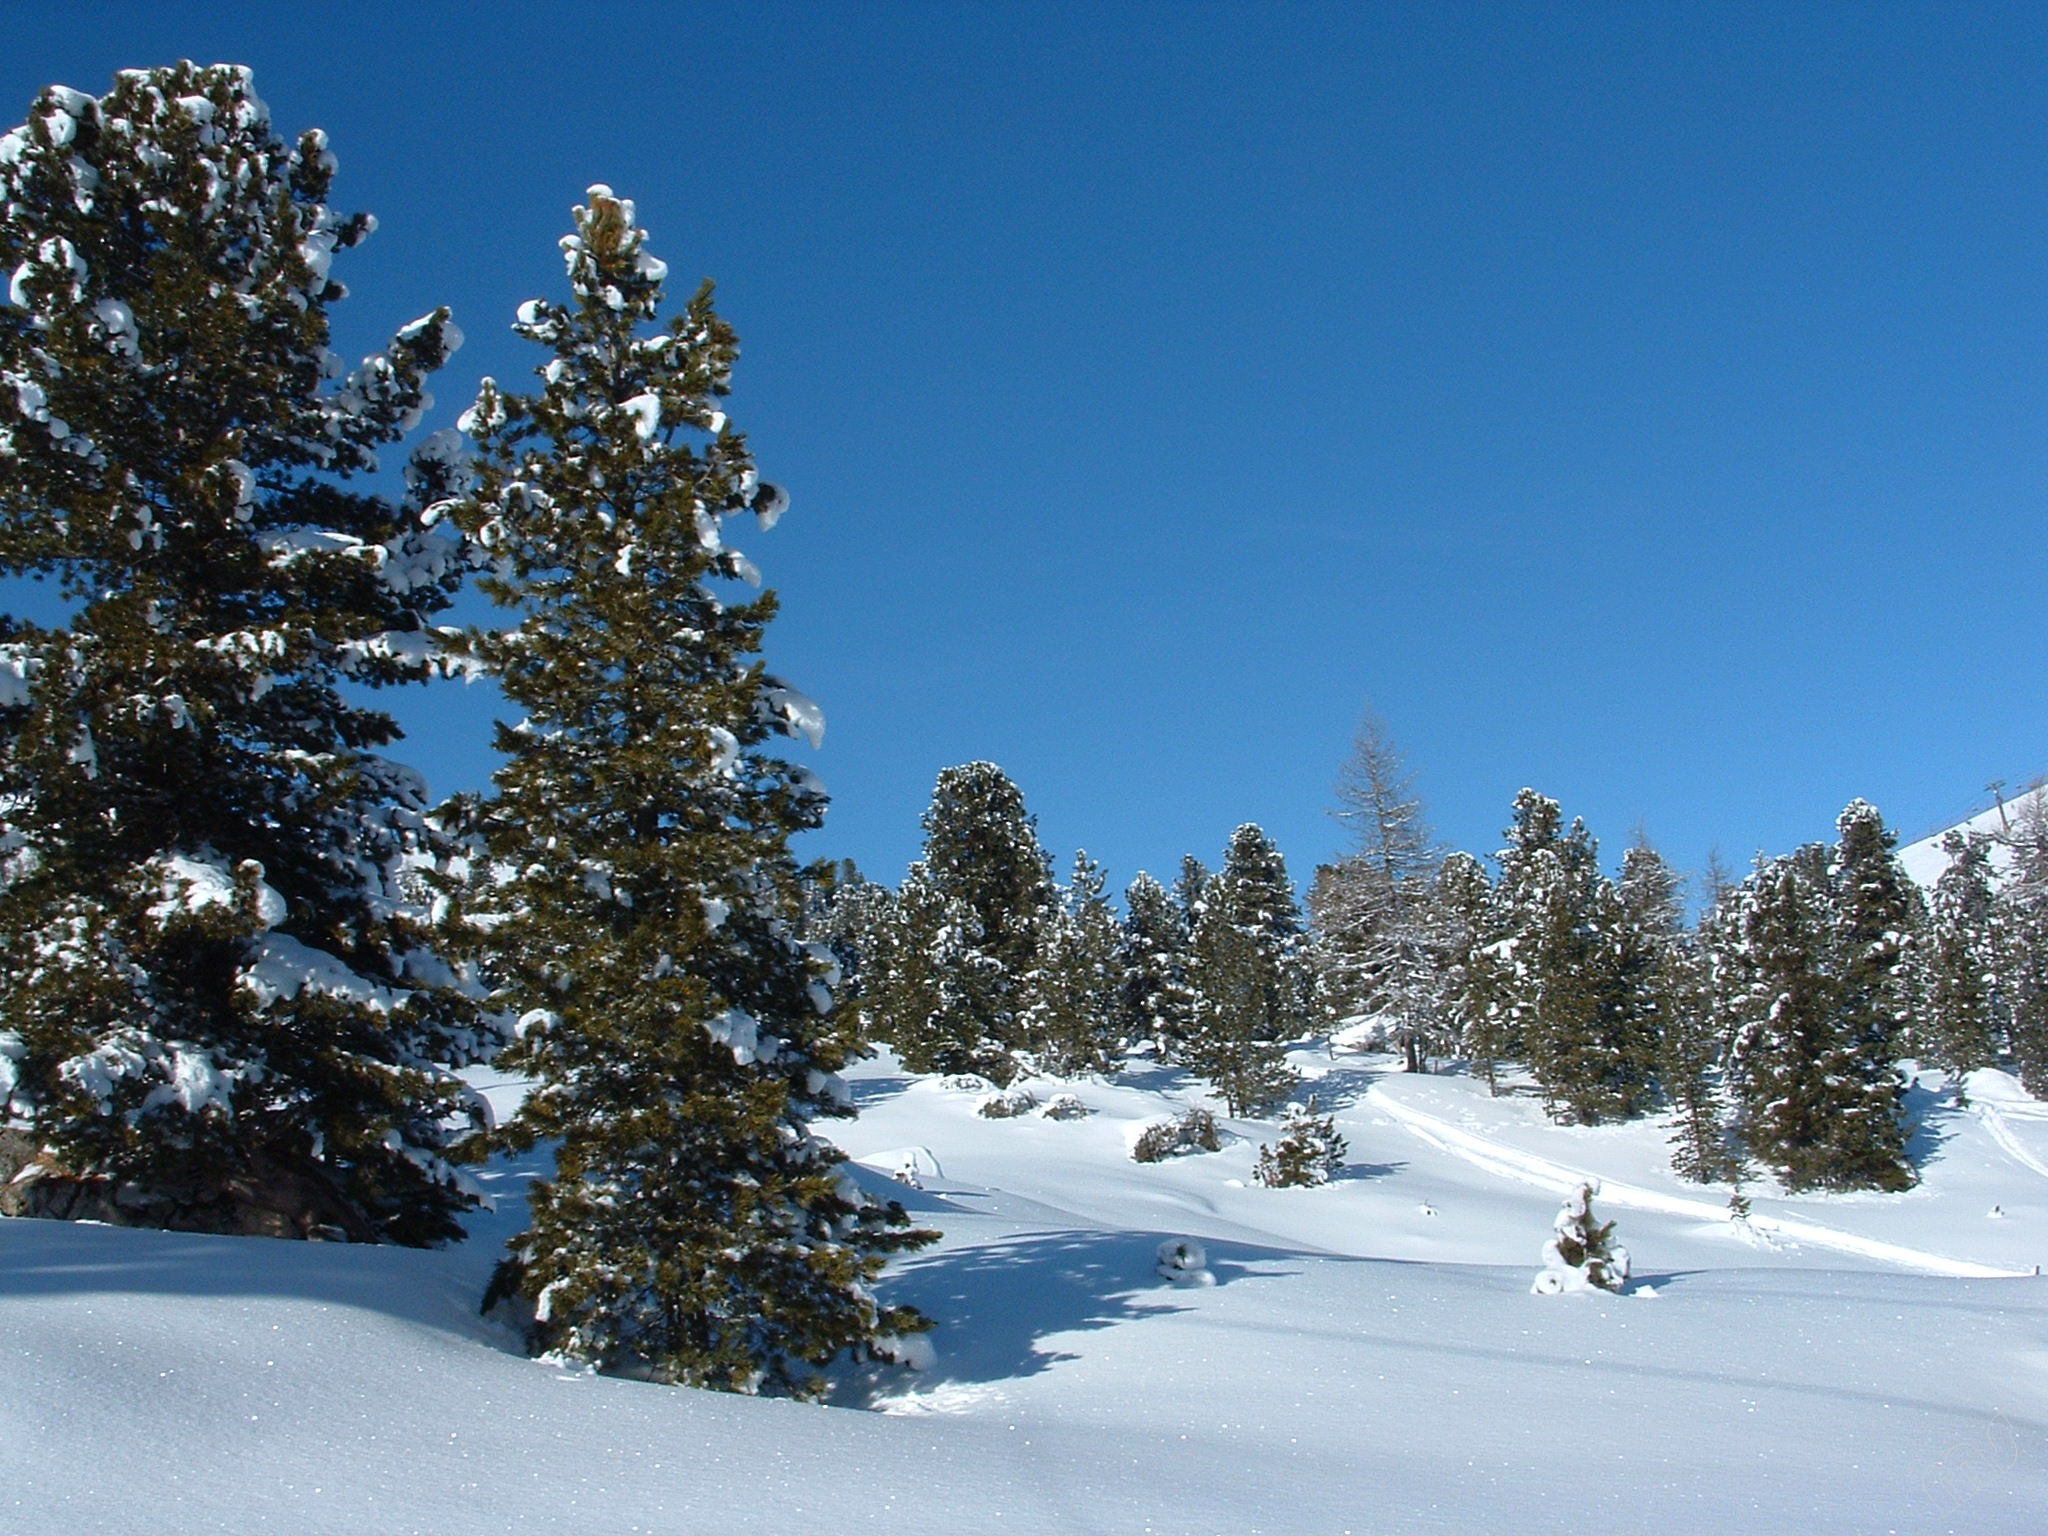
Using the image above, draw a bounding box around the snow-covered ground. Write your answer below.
[5,1046,2046,1533]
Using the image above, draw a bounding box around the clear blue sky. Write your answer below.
[6,4,2044,895]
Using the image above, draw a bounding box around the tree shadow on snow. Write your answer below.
[845,1072,916,1109]
[837,1227,1303,1409]
[1329,1158,1408,1183]
[1109,1056,1215,1100]
[1903,1075,1965,1171]
[0,1137,568,1355]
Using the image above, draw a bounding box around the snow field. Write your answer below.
[3,1047,2045,1532]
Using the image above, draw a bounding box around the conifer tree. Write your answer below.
[865,865,1009,1081]
[1019,851,1124,1076]
[449,188,929,1392]
[1665,881,1736,1184]
[0,65,489,1242]
[804,864,891,1032]
[918,761,1055,985]
[1830,799,1927,1067]
[1494,790,1648,1123]
[1432,849,1512,1092]
[1174,854,1213,917]
[1118,870,1194,1057]
[1531,1181,1629,1294]
[1612,833,1693,1124]
[1722,829,1914,1192]
[859,761,1054,1081]
[1925,830,2005,1082]
[1183,825,1304,1115]
[1996,793,2048,1097]
[1253,1095,1348,1188]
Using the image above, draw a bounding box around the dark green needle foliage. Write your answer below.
[449,188,930,1394]
[1183,824,1305,1116]
[862,762,1056,1083]
[0,65,489,1243]
[1717,805,1916,1192]
[1253,1095,1347,1188]
[1924,830,2004,1082]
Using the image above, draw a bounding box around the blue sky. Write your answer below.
[6,4,2044,895]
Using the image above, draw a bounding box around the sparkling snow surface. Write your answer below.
[3,1047,2045,1533]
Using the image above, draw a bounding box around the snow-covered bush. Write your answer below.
[1132,1107,1223,1162]
[1155,1237,1215,1286]
[1531,1181,1630,1294]
[1039,1093,1090,1121]
[978,1088,1039,1119]
[1253,1097,1347,1187]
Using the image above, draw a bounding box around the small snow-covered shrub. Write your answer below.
[1131,1107,1222,1162]
[977,1088,1039,1119]
[1531,1181,1629,1294]
[1155,1237,1215,1286]
[1253,1097,1347,1188]
[1039,1094,1089,1121]
[941,1074,996,1095]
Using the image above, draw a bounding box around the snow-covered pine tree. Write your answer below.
[1924,830,2005,1083]
[449,188,930,1393]
[802,862,891,1036]
[1431,849,1513,1092]
[1311,706,1445,1069]
[1019,850,1124,1076]
[0,65,491,1243]
[864,862,1010,1081]
[919,760,1055,988]
[1117,869,1195,1058]
[1831,799,1927,1060]
[1664,878,1736,1184]
[1531,1181,1629,1294]
[1183,824,1305,1116]
[1253,1094,1347,1187]
[2001,793,2048,1097]
[860,761,1054,1082]
[1494,790,1649,1124]
[1723,831,1914,1192]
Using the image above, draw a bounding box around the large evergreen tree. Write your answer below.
[0,65,490,1242]
[1117,869,1194,1057]
[1019,851,1124,1076]
[860,761,1054,1082]
[1183,824,1305,1116]
[1720,825,1914,1192]
[918,760,1055,985]
[1661,877,1736,1184]
[1432,849,1513,1092]
[1493,790,1649,1124]
[1830,799,1926,1072]
[450,188,929,1392]
[1924,830,2005,1082]
[2000,793,2048,1096]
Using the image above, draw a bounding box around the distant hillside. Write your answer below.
[1897,782,2047,887]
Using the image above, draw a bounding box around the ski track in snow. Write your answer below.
[1978,1100,2048,1183]
[1369,1086,2030,1280]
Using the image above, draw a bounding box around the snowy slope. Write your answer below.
[1898,785,2046,887]
[4,1049,2046,1533]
